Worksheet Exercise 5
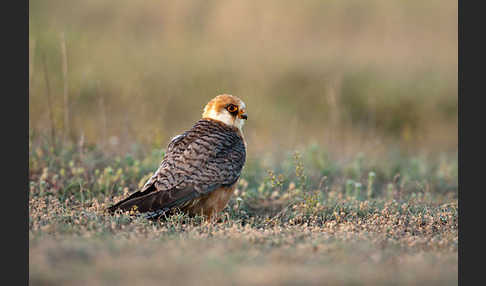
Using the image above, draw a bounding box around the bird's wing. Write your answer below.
[139,133,188,193]
[108,119,246,213]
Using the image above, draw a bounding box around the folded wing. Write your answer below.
[108,119,246,214]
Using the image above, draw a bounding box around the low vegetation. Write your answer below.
[29,136,457,285]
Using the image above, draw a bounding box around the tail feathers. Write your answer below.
[107,189,159,213]
[107,185,206,216]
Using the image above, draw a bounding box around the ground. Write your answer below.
[29,140,457,285]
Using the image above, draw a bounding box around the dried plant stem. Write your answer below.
[60,32,71,143]
[29,39,36,97]
[99,91,108,151]
[78,130,85,160]
[326,77,341,151]
[41,52,56,145]
[29,39,36,131]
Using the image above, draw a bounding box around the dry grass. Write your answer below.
[29,192,458,285]
[29,138,457,285]
[29,193,457,286]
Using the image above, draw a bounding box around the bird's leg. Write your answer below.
[206,208,220,223]
[206,211,213,223]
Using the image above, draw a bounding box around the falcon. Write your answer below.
[108,94,248,221]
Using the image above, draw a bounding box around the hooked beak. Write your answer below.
[239,113,248,120]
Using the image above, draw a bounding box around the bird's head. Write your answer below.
[202,94,248,130]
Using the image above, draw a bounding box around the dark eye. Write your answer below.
[227,104,238,113]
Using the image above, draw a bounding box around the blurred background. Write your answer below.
[29,0,457,158]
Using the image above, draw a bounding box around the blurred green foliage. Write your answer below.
[29,0,457,155]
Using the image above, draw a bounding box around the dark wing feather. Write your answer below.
[106,134,186,212]
[108,119,246,213]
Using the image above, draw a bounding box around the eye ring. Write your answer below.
[227,104,238,113]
